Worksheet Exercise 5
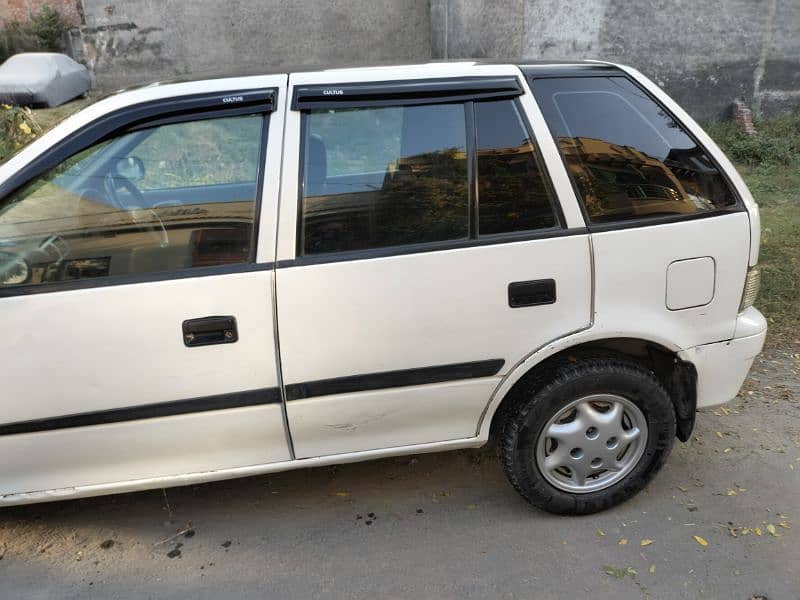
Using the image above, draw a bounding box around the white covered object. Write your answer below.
[0,52,91,107]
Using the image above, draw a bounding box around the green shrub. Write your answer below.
[28,5,66,52]
[704,108,800,167]
[0,5,66,63]
[0,104,41,162]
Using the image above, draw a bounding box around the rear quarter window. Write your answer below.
[530,76,737,224]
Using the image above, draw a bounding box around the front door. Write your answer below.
[0,79,289,497]
[276,67,592,459]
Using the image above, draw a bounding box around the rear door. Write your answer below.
[0,77,290,496]
[275,66,592,459]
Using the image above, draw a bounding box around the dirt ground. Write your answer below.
[0,343,798,600]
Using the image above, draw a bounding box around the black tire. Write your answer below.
[499,357,676,515]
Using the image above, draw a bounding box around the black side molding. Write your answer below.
[292,77,523,110]
[1,360,506,435]
[0,388,281,437]
[285,359,505,401]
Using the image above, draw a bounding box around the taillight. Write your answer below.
[739,266,761,311]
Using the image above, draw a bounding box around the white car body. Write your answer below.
[0,61,766,506]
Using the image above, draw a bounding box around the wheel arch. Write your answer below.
[481,334,697,443]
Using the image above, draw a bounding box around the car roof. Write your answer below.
[116,59,617,93]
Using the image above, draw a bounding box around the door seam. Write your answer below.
[272,74,296,460]
[475,234,596,433]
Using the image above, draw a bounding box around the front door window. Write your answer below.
[0,114,266,287]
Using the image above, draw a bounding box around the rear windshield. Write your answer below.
[530,76,737,224]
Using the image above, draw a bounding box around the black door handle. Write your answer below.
[508,279,556,308]
[182,316,238,347]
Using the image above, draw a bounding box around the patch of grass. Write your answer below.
[705,108,800,168]
[753,203,800,334]
[707,109,800,334]
[737,162,800,205]
[0,97,90,163]
[30,97,93,132]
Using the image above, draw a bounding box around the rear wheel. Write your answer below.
[499,357,676,515]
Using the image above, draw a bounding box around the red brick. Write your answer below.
[0,0,82,28]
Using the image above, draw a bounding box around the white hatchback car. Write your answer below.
[0,61,766,514]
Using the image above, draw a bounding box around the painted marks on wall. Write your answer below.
[79,21,173,83]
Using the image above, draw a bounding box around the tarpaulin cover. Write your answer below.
[0,53,92,108]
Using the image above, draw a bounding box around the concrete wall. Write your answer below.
[75,0,799,120]
[431,0,800,119]
[77,0,430,92]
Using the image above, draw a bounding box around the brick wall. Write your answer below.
[0,0,82,27]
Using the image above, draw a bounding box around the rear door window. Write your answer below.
[299,95,560,256]
[300,103,469,255]
[475,99,556,235]
[530,77,737,223]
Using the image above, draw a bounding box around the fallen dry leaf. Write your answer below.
[596,528,606,537]
[618,538,628,545]
[603,565,627,579]
[640,539,654,547]
[649,564,656,574]
[755,527,763,536]
[693,535,709,547]
[334,491,351,497]
[766,524,779,537]
[779,522,791,529]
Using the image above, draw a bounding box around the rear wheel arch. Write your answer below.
[498,356,677,514]
[488,337,697,443]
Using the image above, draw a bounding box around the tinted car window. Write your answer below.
[301,103,468,254]
[0,114,265,288]
[307,107,403,178]
[132,117,263,189]
[475,100,556,234]
[531,77,737,223]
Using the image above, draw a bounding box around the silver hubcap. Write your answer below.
[535,394,648,494]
